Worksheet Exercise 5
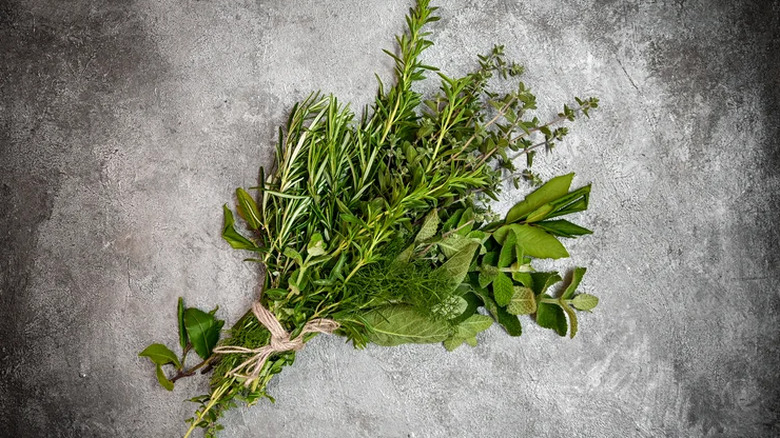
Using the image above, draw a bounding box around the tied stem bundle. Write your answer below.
[213,302,339,387]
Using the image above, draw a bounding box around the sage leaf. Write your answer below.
[235,188,262,230]
[506,286,536,315]
[415,208,439,242]
[536,300,567,336]
[184,308,224,360]
[492,272,514,307]
[222,205,258,251]
[177,298,187,351]
[155,364,174,391]
[439,233,474,259]
[363,305,452,346]
[562,267,586,299]
[505,173,574,223]
[437,242,479,286]
[139,343,181,369]
[572,294,599,311]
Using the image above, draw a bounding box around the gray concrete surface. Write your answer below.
[1,0,778,437]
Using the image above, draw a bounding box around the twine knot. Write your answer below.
[213,302,339,387]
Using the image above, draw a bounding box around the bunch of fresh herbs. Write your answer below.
[139,1,600,436]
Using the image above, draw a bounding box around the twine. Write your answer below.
[213,302,339,387]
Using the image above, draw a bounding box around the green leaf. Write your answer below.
[155,364,174,391]
[222,205,258,251]
[492,272,514,307]
[530,272,562,295]
[473,286,523,336]
[478,265,499,288]
[562,267,587,299]
[235,188,262,230]
[513,224,569,259]
[506,286,536,315]
[139,343,181,369]
[560,301,578,338]
[450,291,481,325]
[572,294,599,311]
[536,300,567,336]
[184,308,225,360]
[363,305,452,346]
[439,233,475,259]
[436,242,479,286]
[177,298,187,351]
[535,220,592,238]
[444,314,493,351]
[306,233,326,256]
[416,208,439,242]
[283,247,304,265]
[505,173,574,223]
[497,229,517,268]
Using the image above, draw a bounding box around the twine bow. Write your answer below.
[213,302,339,387]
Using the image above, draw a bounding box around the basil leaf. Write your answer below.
[513,224,569,259]
[184,308,224,360]
[222,205,258,251]
[155,364,174,391]
[235,187,262,230]
[139,343,181,369]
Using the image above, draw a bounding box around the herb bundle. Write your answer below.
[139,1,600,436]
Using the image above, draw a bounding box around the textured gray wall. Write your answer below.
[1,0,778,437]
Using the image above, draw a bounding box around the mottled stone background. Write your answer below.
[1,0,778,437]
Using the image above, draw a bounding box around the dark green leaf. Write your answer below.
[497,230,517,268]
[450,291,481,325]
[155,364,174,391]
[177,298,187,351]
[536,300,567,336]
[184,308,224,360]
[473,286,522,336]
[535,220,592,238]
[139,343,181,369]
[235,188,261,230]
[530,272,562,295]
[222,205,258,251]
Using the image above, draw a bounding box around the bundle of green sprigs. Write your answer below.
[139,1,600,436]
